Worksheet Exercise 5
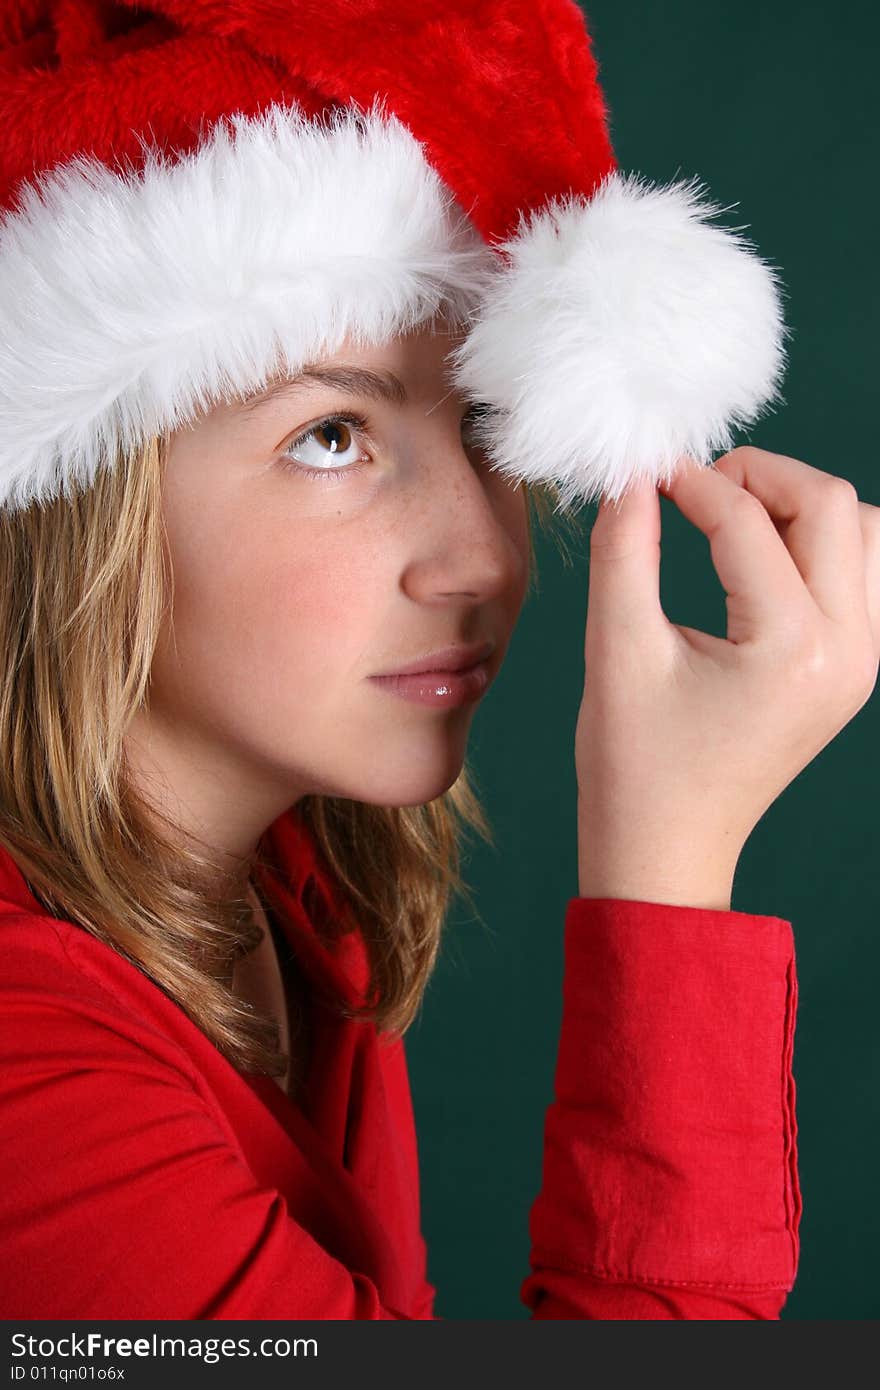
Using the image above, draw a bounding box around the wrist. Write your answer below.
[576,877,734,912]
[577,841,739,913]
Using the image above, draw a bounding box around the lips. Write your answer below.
[376,640,495,678]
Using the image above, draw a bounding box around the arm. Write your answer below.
[554,449,877,1315]
[520,895,801,1319]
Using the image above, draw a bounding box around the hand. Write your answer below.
[574,446,880,908]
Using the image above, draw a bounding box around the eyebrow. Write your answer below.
[237,364,409,416]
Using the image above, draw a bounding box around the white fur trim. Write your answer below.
[448,170,789,512]
[0,97,495,513]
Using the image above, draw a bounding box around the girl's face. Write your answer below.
[126,320,530,858]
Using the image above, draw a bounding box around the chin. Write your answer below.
[341,746,469,809]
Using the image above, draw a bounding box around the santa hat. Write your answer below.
[0,0,788,516]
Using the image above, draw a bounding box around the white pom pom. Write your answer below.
[448,170,789,512]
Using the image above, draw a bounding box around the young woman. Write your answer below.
[0,1,877,1320]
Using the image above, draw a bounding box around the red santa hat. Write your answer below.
[0,0,788,516]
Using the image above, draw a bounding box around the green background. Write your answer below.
[406,0,879,1319]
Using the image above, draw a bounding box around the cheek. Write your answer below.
[267,548,374,682]
[159,504,376,707]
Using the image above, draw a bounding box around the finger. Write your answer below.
[708,447,865,627]
[657,454,814,643]
[587,475,664,636]
[858,500,880,660]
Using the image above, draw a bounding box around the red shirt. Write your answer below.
[0,808,801,1319]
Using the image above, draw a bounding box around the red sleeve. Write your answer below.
[520,897,801,1320]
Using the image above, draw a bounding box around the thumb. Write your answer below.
[586,475,665,636]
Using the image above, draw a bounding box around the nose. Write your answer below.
[399,434,527,604]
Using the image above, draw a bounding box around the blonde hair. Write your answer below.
[0,431,580,1101]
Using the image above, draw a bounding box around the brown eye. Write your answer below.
[282,411,371,477]
[314,420,353,454]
